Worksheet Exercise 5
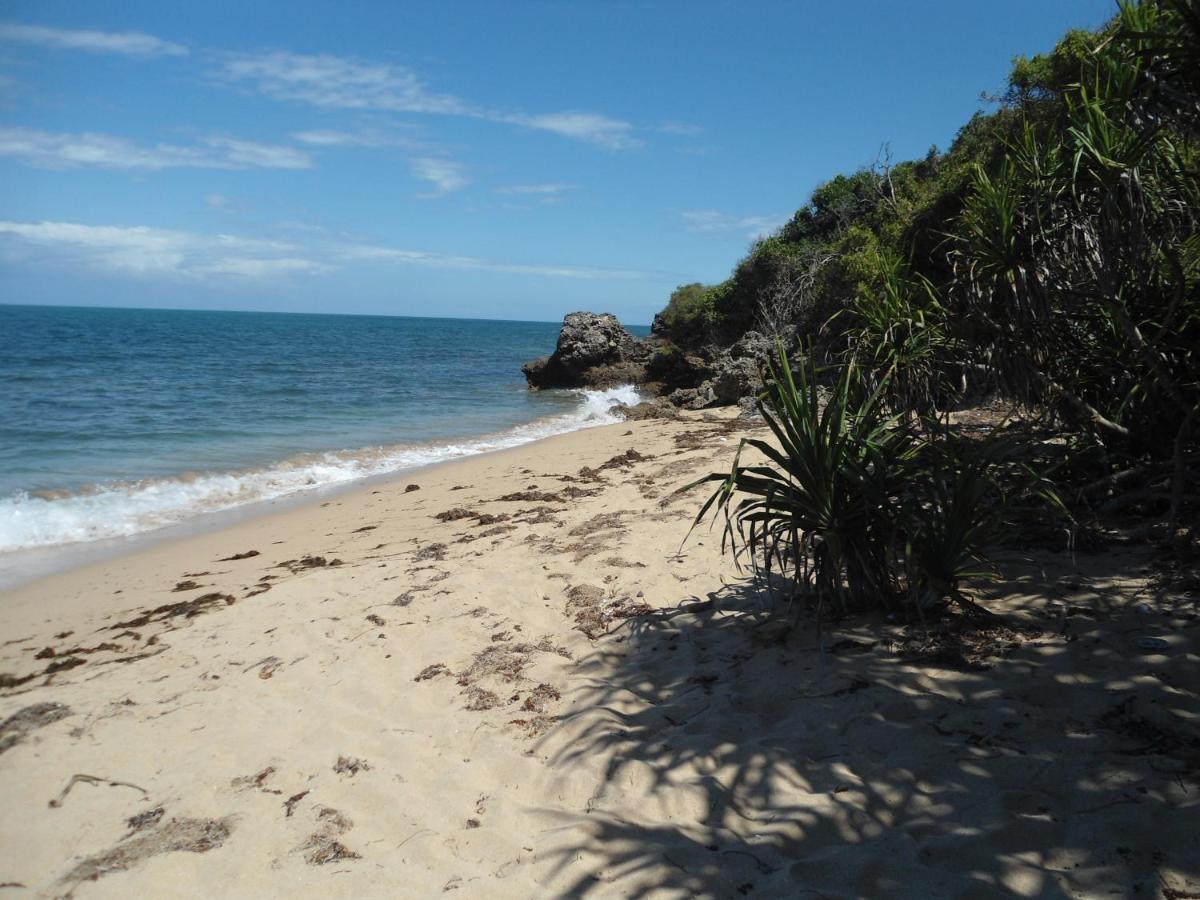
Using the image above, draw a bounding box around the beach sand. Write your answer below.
[1,411,1197,898]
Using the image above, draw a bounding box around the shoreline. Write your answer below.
[1,409,1196,897]
[0,387,642,592]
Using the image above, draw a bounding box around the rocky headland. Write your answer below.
[522,310,775,414]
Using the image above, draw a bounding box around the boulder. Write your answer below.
[666,348,764,410]
[728,330,776,363]
[710,356,761,405]
[617,398,680,421]
[522,312,652,389]
[668,383,717,411]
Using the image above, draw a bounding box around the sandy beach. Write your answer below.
[1,411,1197,898]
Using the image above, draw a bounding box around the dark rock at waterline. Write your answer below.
[522,312,653,389]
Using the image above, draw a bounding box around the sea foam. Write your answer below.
[0,384,641,554]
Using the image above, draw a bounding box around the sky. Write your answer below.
[0,0,1116,325]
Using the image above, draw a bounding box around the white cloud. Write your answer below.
[292,129,381,147]
[0,220,324,280]
[681,209,787,240]
[0,127,312,170]
[410,157,467,195]
[216,50,639,149]
[495,183,572,196]
[657,120,703,136]
[503,112,640,150]
[0,219,657,284]
[342,243,652,280]
[0,22,186,58]
[218,51,468,115]
[197,257,329,278]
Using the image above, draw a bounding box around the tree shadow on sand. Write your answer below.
[536,549,1199,897]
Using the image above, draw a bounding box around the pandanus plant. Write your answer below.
[685,343,914,617]
[685,343,1051,620]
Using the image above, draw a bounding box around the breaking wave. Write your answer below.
[0,385,641,553]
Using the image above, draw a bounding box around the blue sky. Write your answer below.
[0,0,1115,324]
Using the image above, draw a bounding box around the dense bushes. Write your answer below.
[683,0,1199,615]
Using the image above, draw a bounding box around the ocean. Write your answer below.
[0,304,644,564]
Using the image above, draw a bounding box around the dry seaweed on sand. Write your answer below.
[459,646,528,682]
[284,791,309,817]
[414,663,450,682]
[35,642,122,659]
[231,767,276,791]
[890,618,1042,671]
[110,593,235,630]
[59,817,233,892]
[521,683,562,713]
[0,702,71,755]
[464,686,500,710]
[597,448,651,470]
[512,506,559,525]
[568,512,627,537]
[494,489,565,503]
[565,584,652,639]
[218,549,260,561]
[276,556,343,573]
[299,807,360,866]
[508,714,559,738]
[434,507,476,522]
[333,755,371,776]
[414,542,448,562]
[125,807,165,833]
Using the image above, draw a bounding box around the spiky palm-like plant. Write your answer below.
[687,343,915,616]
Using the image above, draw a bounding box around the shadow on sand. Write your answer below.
[538,547,1199,897]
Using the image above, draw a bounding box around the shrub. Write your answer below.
[686,344,1053,619]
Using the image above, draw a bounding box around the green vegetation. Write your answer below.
[689,346,1053,619]
[681,0,1199,615]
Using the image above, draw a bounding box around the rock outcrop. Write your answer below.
[522,314,783,411]
[522,312,653,389]
[665,331,773,410]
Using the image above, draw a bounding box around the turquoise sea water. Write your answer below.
[0,305,645,554]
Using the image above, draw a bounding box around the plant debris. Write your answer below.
[300,807,360,866]
[333,755,371,776]
[48,773,148,808]
[521,683,562,713]
[0,703,71,755]
[565,584,651,639]
[414,663,450,682]
[125,807,165,833]
[495,490,565,503]
[284,791,309,817]
[231,767,276,791]
[464,686,500,710]
[110,593,235,630]
[277,556,342,573]
[59,816,232,891]
[219,550,260,561]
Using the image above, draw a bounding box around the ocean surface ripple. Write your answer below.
[0,305,645,552]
